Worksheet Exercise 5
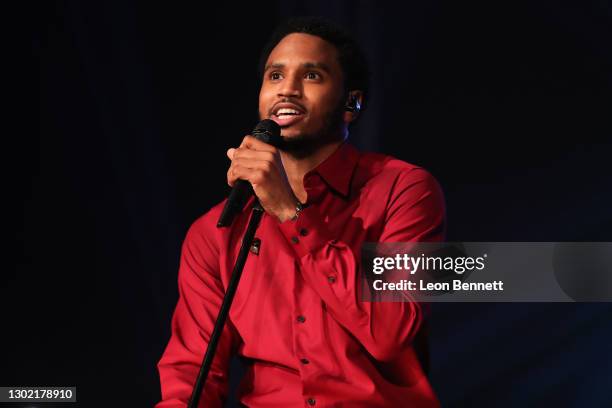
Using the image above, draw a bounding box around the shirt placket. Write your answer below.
[291,258,322,407]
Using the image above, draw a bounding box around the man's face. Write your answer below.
[259,33,347,147]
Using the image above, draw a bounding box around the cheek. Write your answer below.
[320,87,344,111]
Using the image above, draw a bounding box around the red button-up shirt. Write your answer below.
[156,142,446,407]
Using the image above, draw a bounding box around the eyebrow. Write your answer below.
[264,61,332,73]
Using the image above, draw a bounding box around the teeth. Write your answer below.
[276,108,301,115]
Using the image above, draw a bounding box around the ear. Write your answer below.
[343,90,364,124]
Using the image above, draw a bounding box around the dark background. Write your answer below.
[11,0,612,406]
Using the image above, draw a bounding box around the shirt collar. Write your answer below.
[307,142,360,197]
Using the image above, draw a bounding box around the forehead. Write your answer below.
[266,33,341,72]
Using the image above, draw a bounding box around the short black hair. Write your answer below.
[258,16,370,112]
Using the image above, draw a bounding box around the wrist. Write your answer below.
[278,200,303,223]
[289,201,304,221]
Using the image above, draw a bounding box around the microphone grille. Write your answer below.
[253,119,282,147]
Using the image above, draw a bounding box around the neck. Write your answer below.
[280,139,344,203]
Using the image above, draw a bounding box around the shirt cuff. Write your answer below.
[277,205,336,258]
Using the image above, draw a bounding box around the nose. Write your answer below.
[278,71,302,98]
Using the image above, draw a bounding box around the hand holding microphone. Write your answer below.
[218,120,300,227]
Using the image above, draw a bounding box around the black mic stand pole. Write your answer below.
[188,201,264,408]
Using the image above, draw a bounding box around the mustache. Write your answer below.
[268,98,307,116]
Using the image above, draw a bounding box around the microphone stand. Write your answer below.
[188,201,264,408]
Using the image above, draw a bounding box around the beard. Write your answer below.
[264,99,346,159]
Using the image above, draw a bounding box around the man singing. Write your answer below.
[156,17,445,407]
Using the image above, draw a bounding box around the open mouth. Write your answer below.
[270,104,305,127]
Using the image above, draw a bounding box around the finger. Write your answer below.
[227,166,236,186]
[231,147,275,162]
[227,162,256,185]
[231,157,274,173]
[231,162,273,185]
[229,164,256,185]
[240,135,277,153]
[227,148,236,160]
[227,163,256,186]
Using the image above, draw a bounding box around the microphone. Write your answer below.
[217,119,282,227]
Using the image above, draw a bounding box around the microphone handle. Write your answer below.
[217,179,253,227]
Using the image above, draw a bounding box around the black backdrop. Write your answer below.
[13,1,612,406]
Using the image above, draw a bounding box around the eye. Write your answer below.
[269,71,282,81]
[305,72,321,80]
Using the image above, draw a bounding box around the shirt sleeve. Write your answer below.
[156,216,240,408]
[278,167,445,362]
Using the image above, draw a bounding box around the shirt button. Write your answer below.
[297,315,306,323]
[307,398,316,406]
[291,236,299,244]
[327,276,336,283]
[299,228,308,236]
[300,358,310,365]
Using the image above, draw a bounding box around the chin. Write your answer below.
[280,128,308,140]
